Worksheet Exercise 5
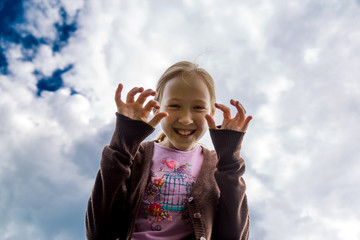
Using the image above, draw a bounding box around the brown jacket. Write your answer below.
[85,113,249,240]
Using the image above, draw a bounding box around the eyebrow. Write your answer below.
[167,98,208,103]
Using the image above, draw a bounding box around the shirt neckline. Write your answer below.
[154,142,201,154]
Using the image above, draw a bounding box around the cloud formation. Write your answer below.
[0,0,360,239]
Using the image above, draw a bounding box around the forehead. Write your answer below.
[162,77,211,101]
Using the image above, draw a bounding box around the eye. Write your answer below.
[167,104,180,108]
[194,106,206,110]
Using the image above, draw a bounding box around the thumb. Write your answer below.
[148,112,168,128]
[205,114,217,129]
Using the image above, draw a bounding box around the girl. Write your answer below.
[85,61,252,240]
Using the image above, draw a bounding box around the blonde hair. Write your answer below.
[154,61,216,142]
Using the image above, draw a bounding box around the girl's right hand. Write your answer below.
[115,83,168,128]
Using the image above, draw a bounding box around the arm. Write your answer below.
[85,84,168,240]
[206,99,252,240]
[210,129,249,240]
[85,113,154,239]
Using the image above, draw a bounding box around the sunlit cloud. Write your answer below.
[1,0,360,239]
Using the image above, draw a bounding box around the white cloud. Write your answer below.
[1,0,360,239]
[304,48,319,64]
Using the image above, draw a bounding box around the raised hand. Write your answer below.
[115,83,168,128]
[205,99,252,132]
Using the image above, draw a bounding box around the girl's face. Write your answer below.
[159,76,212,151]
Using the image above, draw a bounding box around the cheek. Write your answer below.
[195,113,208,125]
[161,114,173,128]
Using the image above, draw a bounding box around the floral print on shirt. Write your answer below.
[140,158,196,230]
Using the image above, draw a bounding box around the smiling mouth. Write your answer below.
[174,128,196,136]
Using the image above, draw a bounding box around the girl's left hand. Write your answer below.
[205,99,252,132]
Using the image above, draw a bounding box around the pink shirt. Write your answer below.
[132,142,204,240]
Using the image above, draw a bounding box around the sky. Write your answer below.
[0,0,359,239]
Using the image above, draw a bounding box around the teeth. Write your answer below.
[177,129,192,136]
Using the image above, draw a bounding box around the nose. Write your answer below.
[178,110,193,125]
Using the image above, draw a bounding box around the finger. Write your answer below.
[148,112,169,128]
[231,99,246,114]
[126,87,144,103]
[136,89,156,105]
[231,99,246,122]
[240,116,253,132]
[205,114,217,129]
[144,99,160,112]
[115,83,124,106]
[215,103,231,119]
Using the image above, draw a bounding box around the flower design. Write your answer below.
[183,198,189,208]
[146,183,158,194]
[176,164,191,174]
[148,203,163,216]
[154,178,164,186]
[141,160,195,228]
[145,203,169,224]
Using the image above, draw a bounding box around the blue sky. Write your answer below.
[1,0,360,239]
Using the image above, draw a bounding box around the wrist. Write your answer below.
[110,113,155,151]
[210,129,245,166]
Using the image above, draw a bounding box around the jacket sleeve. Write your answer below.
[210,129,249,240]
[85,113,154,240]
